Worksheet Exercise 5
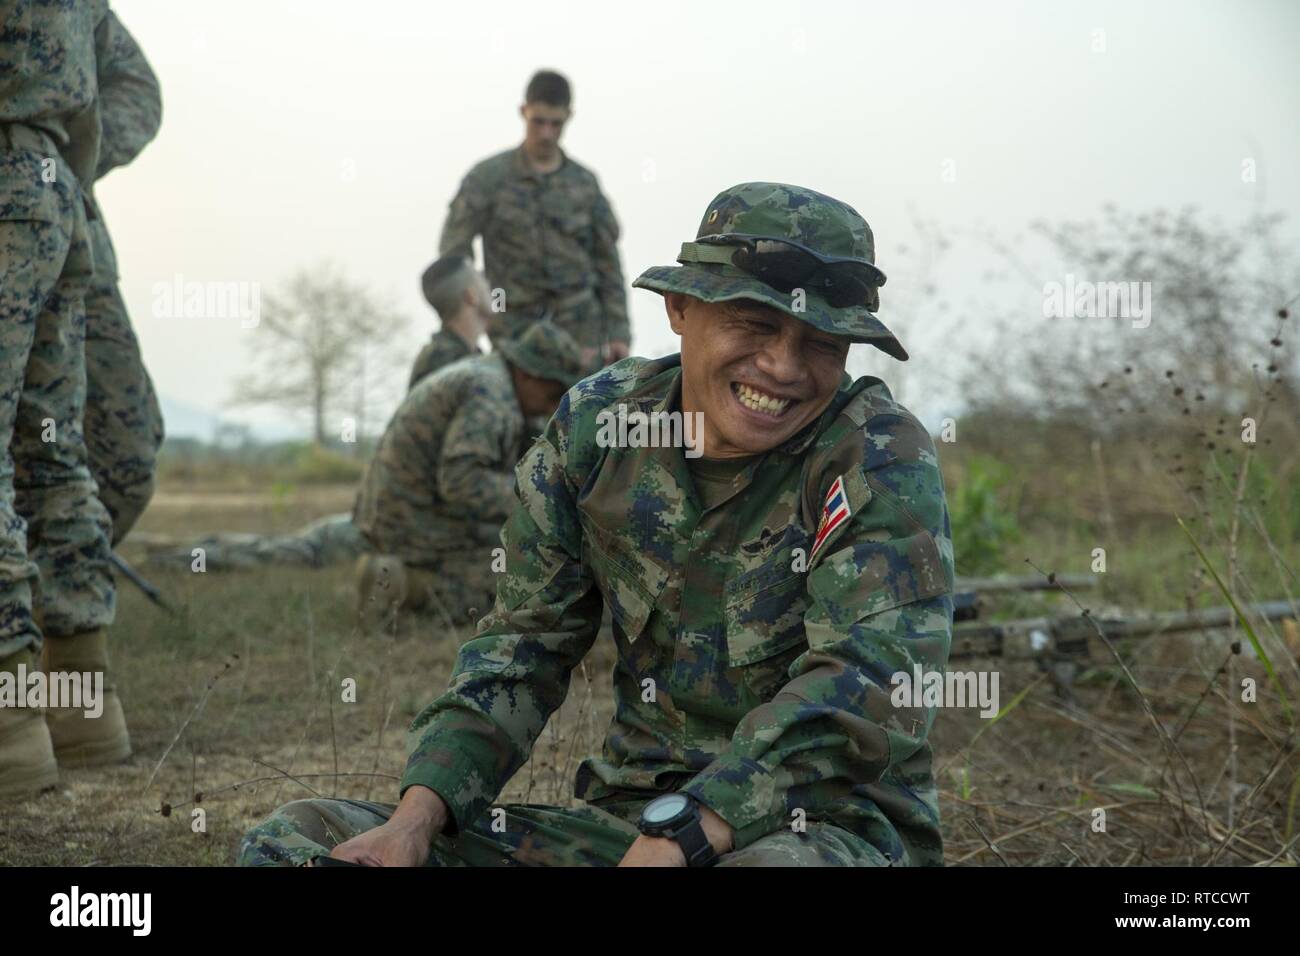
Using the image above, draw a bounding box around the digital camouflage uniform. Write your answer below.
[1,0,115,658]
[84,8,164,546]
[439,147,628,353]
[352,324,586,625]
[407,327,479,391]
[241,184,953,868]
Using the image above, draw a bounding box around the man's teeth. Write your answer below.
[733,383,791,416]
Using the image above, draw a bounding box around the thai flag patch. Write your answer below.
[810,474,852,563]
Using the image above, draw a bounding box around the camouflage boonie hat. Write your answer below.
[495,322,588,387]
[632,182,907,360]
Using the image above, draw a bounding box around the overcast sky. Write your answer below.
[100,0,1300,438]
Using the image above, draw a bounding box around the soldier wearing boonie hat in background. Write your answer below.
[240,182,954,868]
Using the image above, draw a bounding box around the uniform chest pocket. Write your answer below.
[723,524,812,668]
[585,528,668,644]
[491,187,539,232]
[555,209,593,245]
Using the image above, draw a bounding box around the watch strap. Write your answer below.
[670,813,718,868]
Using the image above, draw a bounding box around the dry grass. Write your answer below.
[1,483,1296,866]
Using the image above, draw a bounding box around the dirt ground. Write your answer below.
[2,484,1296,866]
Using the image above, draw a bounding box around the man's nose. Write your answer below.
[753,333,806,384]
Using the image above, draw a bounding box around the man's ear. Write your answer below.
[519,103,528,122]
[664,293,690,336]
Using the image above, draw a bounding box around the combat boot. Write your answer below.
[0,647,60,798]
[42,628,132,767]
[356,554,408,633]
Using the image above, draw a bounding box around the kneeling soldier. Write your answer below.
[352,321,584,629]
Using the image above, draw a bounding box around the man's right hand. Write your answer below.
[325,785,449,867]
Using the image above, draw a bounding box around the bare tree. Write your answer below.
[231,264,410,447]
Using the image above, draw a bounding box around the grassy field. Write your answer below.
[2,477,1297,867]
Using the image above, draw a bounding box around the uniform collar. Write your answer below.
[437,325,481,354]
[512,144,568,181]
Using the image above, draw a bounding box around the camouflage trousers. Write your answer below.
[0,179,116,657]
[238,795,885,866]
[83,233,164,547]
[147,512,367,571]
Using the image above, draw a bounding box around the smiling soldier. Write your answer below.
[240,182,955,868]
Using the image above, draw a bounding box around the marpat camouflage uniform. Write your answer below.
[351,354,528,622]
[85,8,165,545]
[240,184,953,867]
[439,147,628,352]
[144,331,483,573]
[408,327,479,391]
[1,0,116,657]
[144,511,367,572]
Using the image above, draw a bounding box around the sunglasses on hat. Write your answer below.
[681,233,886,310]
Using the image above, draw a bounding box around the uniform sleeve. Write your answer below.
[590,186,630,343]
[438,165,491,260]
[436,399,517,522]
[94,10,162,180]
[400,425,603,832]
[682,414,955,851]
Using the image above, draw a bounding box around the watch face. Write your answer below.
[643,793,690,825]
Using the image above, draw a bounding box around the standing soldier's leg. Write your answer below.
[0,217,68,796]
[239,798,641,867]
[84,273,163,547]
[10,211,123,769]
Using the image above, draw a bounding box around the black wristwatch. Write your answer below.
[638,793,719,867]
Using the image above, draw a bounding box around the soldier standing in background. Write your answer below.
[439,70,630,369]
[0,0,123,798]
[239,183,955,867]
[83,7,166,547]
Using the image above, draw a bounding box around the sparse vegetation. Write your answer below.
[4,209,1296,867]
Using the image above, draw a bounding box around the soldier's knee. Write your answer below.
[717,824,885,867]
[238,799,334,867]
[275,798,335,827]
